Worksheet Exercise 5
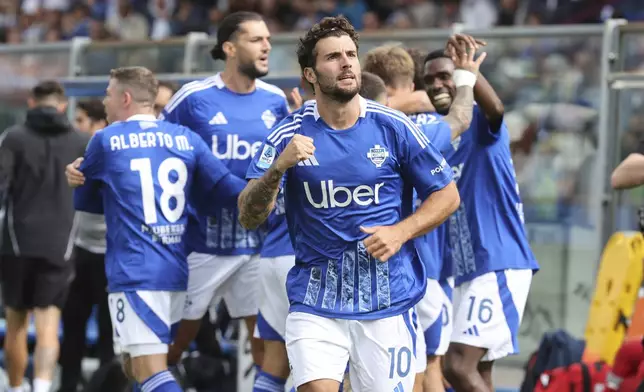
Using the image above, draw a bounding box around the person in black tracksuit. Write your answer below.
[0,81,90,392]
[58,99,115,392]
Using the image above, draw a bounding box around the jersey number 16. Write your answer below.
[130,157,188,224]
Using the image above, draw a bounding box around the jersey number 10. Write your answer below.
[130,157,188,224]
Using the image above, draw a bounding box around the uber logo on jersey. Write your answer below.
[212,134,262,160]
[303,180,384,209]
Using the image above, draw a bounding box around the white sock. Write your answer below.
[9,386,24,392]
[32,378,52,392]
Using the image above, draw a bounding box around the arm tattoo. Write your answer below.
[238,165,284,230]
[442,86,475,140]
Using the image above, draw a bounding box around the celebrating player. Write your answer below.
[71,66,248,392]
[363,42,485,392]
[423,36,540,392]
[237,16,483,392]
[159,11,291,369]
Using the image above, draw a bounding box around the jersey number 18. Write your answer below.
[130,157,188,224]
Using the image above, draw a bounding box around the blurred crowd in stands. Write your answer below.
[0,0,643,44]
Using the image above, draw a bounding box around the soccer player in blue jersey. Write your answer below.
[363,42,484,392]
[423,37,540,392]
[70,66,248,392]
[159,12,290,369]
[237,16,486,392]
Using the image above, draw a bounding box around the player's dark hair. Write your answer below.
[77,99,106,122]
[158,80,179,95]
[424,49,451,65]
[210,11,264,61]
[359,71,387,102]
[31,80,65,102]
[405,48,427,91]
[296,15,360,72]
[110,66,158,105]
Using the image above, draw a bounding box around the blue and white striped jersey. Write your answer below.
[161,73,290,256]
[246,97,454,320]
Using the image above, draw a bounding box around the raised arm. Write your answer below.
[238,165,284,230]
[238,134,315,229]
[441,38,487,140]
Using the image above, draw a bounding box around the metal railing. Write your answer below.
[0,22,632,366]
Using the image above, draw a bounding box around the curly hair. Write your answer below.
[296,15,360,72]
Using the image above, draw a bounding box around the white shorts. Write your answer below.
[253,255,295,341]
[415,308,427,373]
[108,290,185,358]
[184,253,260,320]
[286,309,420,391]
[416,277,454,356]
[451,269,532,361]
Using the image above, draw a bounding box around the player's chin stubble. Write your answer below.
[239,62,269,80]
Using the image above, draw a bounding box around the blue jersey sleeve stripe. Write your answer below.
[163,77,218,114]
[366,107,429,149]
[256,79,287,97]
[267,108,314,144]
[366,103,431,147]
[367,103,431,146]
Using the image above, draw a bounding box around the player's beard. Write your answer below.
[315,70,360,103]
[238,60,269,80]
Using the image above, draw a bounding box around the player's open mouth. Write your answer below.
[338,74,355,81]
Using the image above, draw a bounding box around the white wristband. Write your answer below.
[453,69,477,88]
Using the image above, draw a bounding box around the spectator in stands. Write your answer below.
[58,99,113,392]
[154,80,178,116]
[0,81,90,392]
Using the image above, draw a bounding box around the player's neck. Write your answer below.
[220,66,256,94]
[316,94,361,130]
[119,107,155,121]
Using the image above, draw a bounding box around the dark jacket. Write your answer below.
[0,106,90,264]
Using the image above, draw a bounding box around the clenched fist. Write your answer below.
[275,134,315,172]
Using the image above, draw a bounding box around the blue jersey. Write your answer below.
[161,73,290,256]
[74,115,246,293]
[446,104,538,285]
[259,103,318,258]
[246,97,454,320]
[409,112,454,281]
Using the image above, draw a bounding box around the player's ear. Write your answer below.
[222,41,235,59]
[303,67,317,85]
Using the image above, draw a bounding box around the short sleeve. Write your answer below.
[79,131,104,181]
[74,180,104,214]
[473,104,503,144]
[420,120,452,154]
[246,114,296,186]
[397,119,453,201]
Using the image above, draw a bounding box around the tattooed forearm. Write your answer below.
[443,86,475,140]
[238,165,284,230]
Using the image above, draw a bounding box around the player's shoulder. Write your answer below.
[164,75,222,113]
[364,100,430,148]
[255,79,287,100]
[265,103,316,146]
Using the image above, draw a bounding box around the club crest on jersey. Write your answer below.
[367,144,389,168]
[262,110,277,129]
[257,144,276,169]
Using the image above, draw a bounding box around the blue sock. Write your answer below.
[253,370,286,392]
[140,370,181,392]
